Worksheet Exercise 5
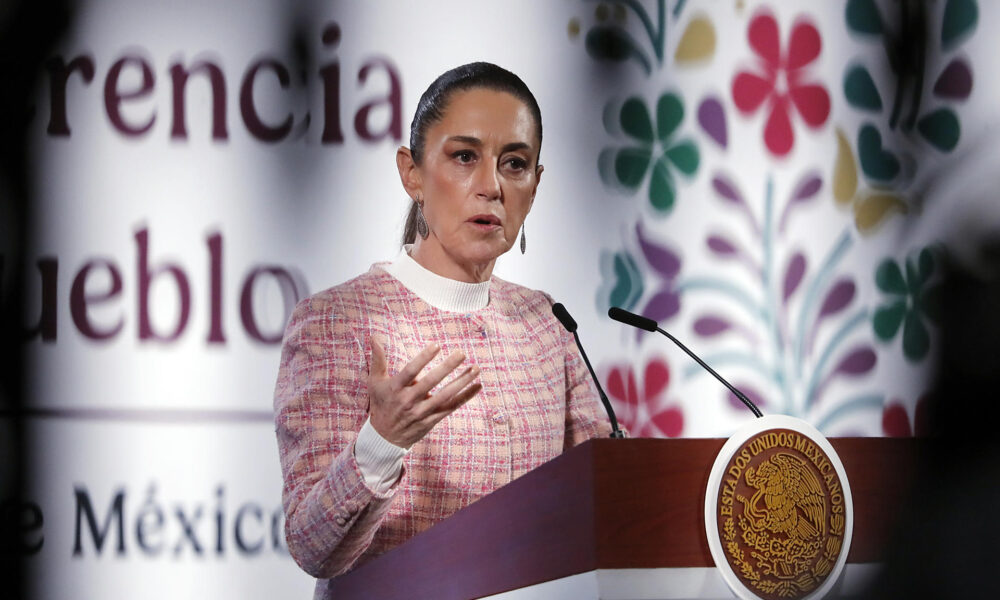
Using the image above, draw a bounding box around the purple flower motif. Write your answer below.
[633,222,683,339]
[697,96,727,148]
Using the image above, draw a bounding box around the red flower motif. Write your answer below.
[731,12,830,156]
[605,357,684,438]
[882,395,930,437]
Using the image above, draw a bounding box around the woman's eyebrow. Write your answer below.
[446,137,532,154]
[500,142,530,154]
[447,135,482,146]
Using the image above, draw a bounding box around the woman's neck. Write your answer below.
[383,246,490,312]
[410,237,495,283]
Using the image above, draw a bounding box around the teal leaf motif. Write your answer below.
[857,125,900,182]
[600,92,700,217]
[902,311,930,361]
[920,284,944,323]
[656,93,684,142]
[665,140,699,176]
[905,254,922,294]
[917,108,960,152]
[846,0,883,35]
[649,158,676,213]
[873,299,907,340]
[871,246,943,363]
[917,248,934,282]
[614,146,653,189]
[844,65,882,111]
[621,98,654,143]
[942,0,979,51]
[611,252,644,310]
[875,259,907,294]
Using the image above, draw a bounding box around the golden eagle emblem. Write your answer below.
[741,452,826,542]
[715,428,848,600]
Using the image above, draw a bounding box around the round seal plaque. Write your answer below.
[705,415,853,600]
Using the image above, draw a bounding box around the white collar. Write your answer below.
[381,245,490,312]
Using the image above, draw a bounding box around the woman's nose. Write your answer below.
[474,161,502,201]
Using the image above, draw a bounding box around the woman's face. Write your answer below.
[399,87,542,282]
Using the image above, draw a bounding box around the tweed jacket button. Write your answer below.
[345,501,360,515]
[335,516,347,526]
[492,412,505,424]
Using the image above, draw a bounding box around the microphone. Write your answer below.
[551,302,578,332]
[607,307,763,418]
[607,307,656,332]
[551,302,626,438]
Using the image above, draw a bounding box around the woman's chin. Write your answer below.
[455,238,510,264]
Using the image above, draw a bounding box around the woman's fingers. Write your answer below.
[408,352,467,398]
[420,381,483,429]
[435,374,483,414]
[392,343,441,389]
[369,338,388,379]
[367,342,483,447]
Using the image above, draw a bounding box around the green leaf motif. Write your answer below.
[858,125,900,182]
[597,148,619,187]
[917,247,935,282]
[610,252,644,310]
[902,310,930,361]
[920,284,944,324]
[917,108,960,152]
[846,0,883,35]
[621,98,654,143]
[648,158,676,213]
[599,91,699,215]
[656,93,684,142]
[665,140,699,176]
[942,0,979,51]
[873,300,907,340]
[614,146,652,189]
[905,254,922,294]
[875,259,907,294]
[844,65,882,111]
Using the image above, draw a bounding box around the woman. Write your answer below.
[273,62,610,592]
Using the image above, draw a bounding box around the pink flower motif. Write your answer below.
[882,395,930,437]
[731,12,831,156]
[605,357,684,438]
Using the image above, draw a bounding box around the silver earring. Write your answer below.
[416,200,429,239]
[520,222,526,254]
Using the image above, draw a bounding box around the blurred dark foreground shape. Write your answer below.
[0,3,74,600]
[856,239,1000,598]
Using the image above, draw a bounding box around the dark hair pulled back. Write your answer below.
[401,62,542,246]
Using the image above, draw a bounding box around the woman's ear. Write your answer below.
[396,147,422,199]
[528,163,543,213]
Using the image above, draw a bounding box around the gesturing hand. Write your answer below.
[367,339,482,448]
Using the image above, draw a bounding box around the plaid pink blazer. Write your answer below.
[273,266,609,588]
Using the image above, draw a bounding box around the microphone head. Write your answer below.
[608,307,658,332]
[551,302,578,333]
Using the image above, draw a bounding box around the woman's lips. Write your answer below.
[468,214,502,230]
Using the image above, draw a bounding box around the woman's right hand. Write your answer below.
[367,339,482,448]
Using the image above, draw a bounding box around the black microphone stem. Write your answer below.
[654,326,763,418]
[570,330,626,438]
[607,306,762,418]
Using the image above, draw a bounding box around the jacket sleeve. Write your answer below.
[273,296,399,578]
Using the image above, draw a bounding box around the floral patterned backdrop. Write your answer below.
[564,0,981,438]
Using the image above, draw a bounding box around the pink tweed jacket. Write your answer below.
[273,265,610,586]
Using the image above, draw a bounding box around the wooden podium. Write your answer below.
[324,438,919,599]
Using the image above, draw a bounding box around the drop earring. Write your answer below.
[416,198,429,239]
[519,222,526,254]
